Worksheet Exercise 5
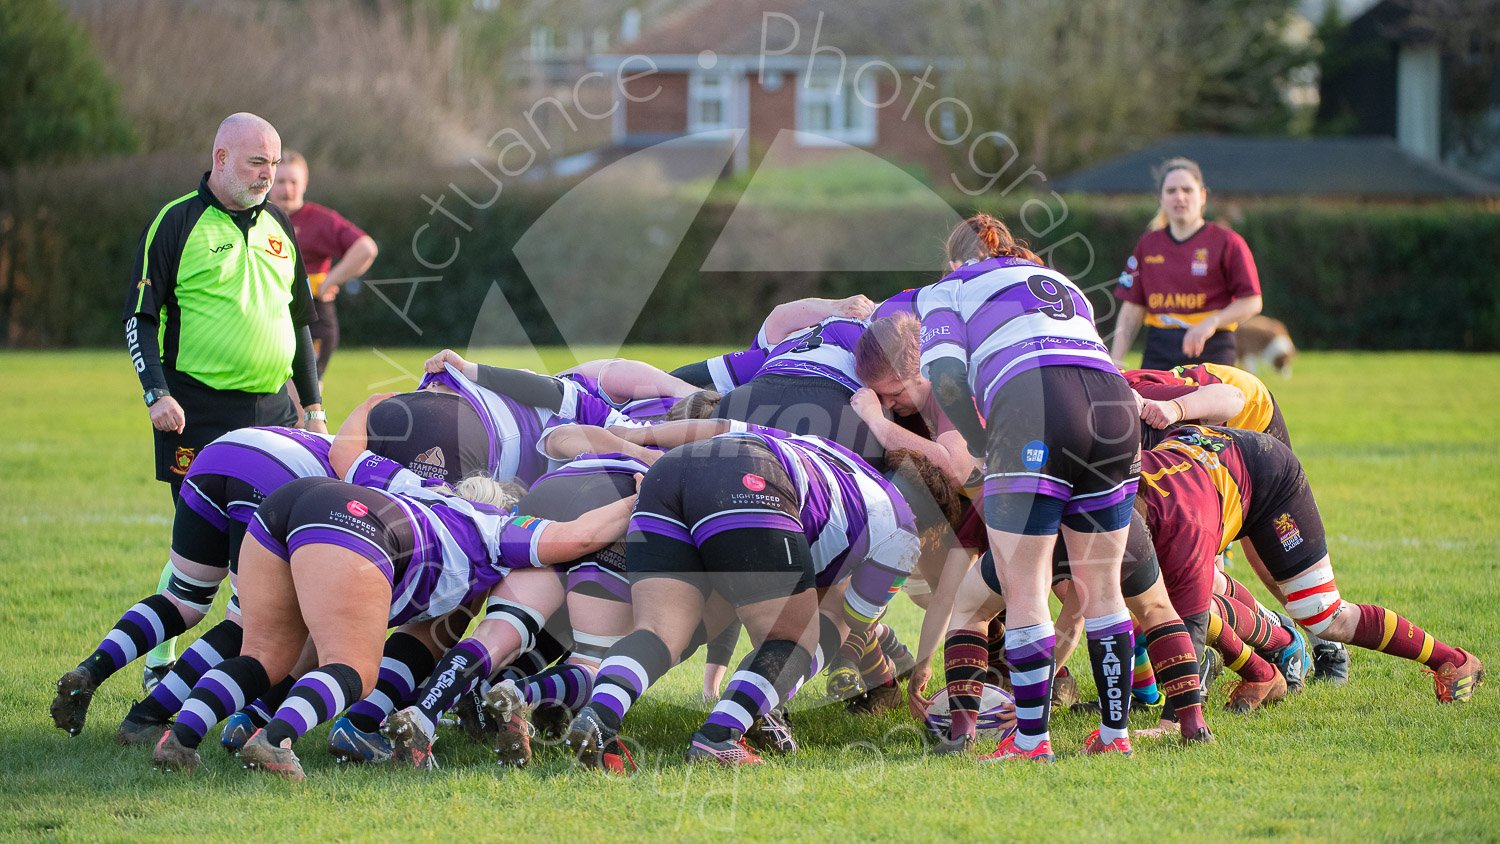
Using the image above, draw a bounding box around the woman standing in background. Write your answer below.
[1110,158,1263,370]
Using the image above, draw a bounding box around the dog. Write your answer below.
[1235,315,1297,378]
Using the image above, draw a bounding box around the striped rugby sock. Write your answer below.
[1213,594,1292,651]
[522,664,594,711]
[1351,604,1462,669]
[80,594,191,685]
[170,655,270,749]
[701,639,812,742]
[1005,623,1056,751]
[410,638,492,729]
[1144,621,1205,735]
[243,675,297,728]
[1208,605,1277,682]
[588,631,673,733]
[346,632,437,733]
[138,618,243,722]
[263,663,364,746]
[942,629,989,740]
[1132,639,1162,705]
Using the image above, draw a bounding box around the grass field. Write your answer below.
[2,348,1498,842]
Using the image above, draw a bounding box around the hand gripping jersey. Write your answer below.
[916,256,1116,412]
[334,451,563,625]
[703,315,868,394]
[420,364,634,485]
[178,426,335,530]
[1125,363,1277,437]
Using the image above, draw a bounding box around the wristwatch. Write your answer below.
[143,387,171,407]
[304,410,327,422]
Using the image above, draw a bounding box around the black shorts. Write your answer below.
[982,366,1139,535]
[1264,399,1292,449]
[712,374,885,471]
[366,390,491,486]
[1141,327,1237,371]
[248,476,416,585]
[518,469,636,604]
[154,371,296,484]
[627,437,814,607]
[981,509,1160,599]
[1230,428,1328,581]
[171,484,251,570]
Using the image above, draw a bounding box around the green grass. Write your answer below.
[2,348,1498,841]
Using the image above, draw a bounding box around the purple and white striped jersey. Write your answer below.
[916,257,1116,411]
[705,345,772,394]
[180,426,335,530]
[730,429,919,623]
[873,288,919,322]
[343,451,561,625]
[753,316,869,392]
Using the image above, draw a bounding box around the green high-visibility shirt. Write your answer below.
[123,174,316,393]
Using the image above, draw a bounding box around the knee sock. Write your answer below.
[856,629,896,688]
[146,562,179,668]
[170,655,270,749]
[835,628,868,670]
[522,663,595,711]
[345,632,439,733]
[1221,572,1281,627]
[494,629,569,683]
[80,594,192,685]
[132,618,242,723]
[1350,604,1464,668]
[1143,621,1205,735]
[408,638,493,734]
[941,629,989,741]
[244,675,299,728]
[1132,638,1162,705]
[1005,622,1056,750]
[985,615,1010,686]
[587,630,674,733]
[875,623,914,670]
[1213,594,1292,652]
[701,639,813,742]
[262,663,364,745]
[1084,611,1134,743]
[705,622,742,668]
[1208,606,1277,682]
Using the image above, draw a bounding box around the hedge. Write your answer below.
[2,157,1497,351]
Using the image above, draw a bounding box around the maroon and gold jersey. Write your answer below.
[1138,425,1255,616]
[1114,222,1260,330]
[1126,363,1276,434]
[287,202,367,296]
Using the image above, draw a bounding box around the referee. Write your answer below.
[122,112,324,688]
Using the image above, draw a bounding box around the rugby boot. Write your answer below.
[454,684,496,747]
[327,716,392,764]
[1429,649,1484,704]
[744,706,797,755]
[1311,639,1351,686]
[929,733,975,756]
[240,729,305,780]
[564,707,635,774]
[141,661,175,696]
[219,711,255,754]
[50,667,97,737]
[1180,725,1216,746]
[980,734,1054,764]
[480,680,533,768]
[1270,612,1309,693]
[1200,647,1223,690]
[1225,670,1288,713]
[152,730,200,774]
[383,707,439,771]
[1082,729,1133,756]
[685,731,765,767]
[1051,666,1080,708]
[116,708,170,747]
[532,703,573,740]
[846,681,903,716]
[825,664,864,703]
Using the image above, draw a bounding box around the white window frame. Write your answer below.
[796,72,877,146]
[688,71,734,133]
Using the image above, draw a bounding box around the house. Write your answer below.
[588,0,953,179]
[1051,134,1500,199]
[1317,0,1500,181]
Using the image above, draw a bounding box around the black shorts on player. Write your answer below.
[628,437,815,607]
[518,466,637,604]
[982,365,1139,536]
[1219,427,1328,581]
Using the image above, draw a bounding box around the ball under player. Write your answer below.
[917,213,1140,761]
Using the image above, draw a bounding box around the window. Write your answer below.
[796,73,877,146]
[689,72,733,133]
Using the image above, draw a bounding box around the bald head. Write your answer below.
[208,112,281,211]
